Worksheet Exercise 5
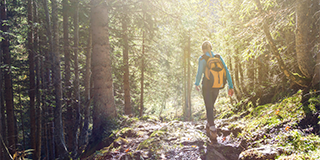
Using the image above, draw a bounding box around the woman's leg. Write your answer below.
[203,88,219,127]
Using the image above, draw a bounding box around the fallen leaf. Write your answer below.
[285,126,290,131]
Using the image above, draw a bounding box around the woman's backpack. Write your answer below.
[201,54,227,89]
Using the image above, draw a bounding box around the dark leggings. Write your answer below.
[202,87,219,127]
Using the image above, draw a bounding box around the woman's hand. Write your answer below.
[195,85,201,92]
[228,89,234,96]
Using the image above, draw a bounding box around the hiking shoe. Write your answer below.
[206,124,217,143]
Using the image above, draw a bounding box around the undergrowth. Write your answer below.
[215,90,320,159]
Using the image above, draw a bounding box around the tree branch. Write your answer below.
[254,0,308,88]
[0,133,13,160]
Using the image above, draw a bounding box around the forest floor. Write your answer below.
[81,90,320,160]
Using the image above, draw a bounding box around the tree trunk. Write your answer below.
[72,0,80,156]
[79,28,92,152]
[246,58,255,93]
[139,31,145,117]
[234,52,241,101]
[183,46,187,120]
[41,0,55,158]
[91,0,117,142]
[0,4,3,157]
[18,86,25,150]
[122,7,132,115]
[296,0,314,79]
[313,44,320,87]
[0,53,2,160]
[1,0,16,154]
[33,0,41,158]
[254,0,308,87]
[187,36,192,121]
[28,0,37,158]
[52,0,69,158]
[63,0,73,153]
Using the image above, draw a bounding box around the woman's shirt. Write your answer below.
[194,51,234,89]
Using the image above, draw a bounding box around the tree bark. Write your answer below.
[187,36,192,121]
[52,0,69,158]
[0,3,3,158]
[63,0,74,153]
[79,28,92,152]
[234,53,241,100]
[41,0,55,158]
[122,7,132,115]
[28,0,37,158]
[72,0,80,156]
[33,0,41,158]
[1,0,16,154]
[91,0,117,142]
[296,0,314,79]
[183,46,187,120]
[313,45,320,87]
[0,6,7,159]
[139,30,145,117]
[254,0,308,88]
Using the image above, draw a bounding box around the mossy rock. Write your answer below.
[238,146,284,160]
[137,138,157,150]
[277,154,312,160]
[120,115,139,126]
[111,137,129,149]
[150,130,166,138]
[117,127,138,138]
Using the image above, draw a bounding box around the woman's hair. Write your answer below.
[202,41,212,51]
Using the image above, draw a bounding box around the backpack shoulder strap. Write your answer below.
[200,54,210,62]
[214,54,221,59]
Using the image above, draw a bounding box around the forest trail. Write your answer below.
[82,116,243,160]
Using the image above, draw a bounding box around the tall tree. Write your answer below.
[63,0,73,153]
[186,36,192,121]
[139,30,145,117]
[0,37,7,159]
[28,0,37,158]
[51,0,69,158]
[42,0,55,158]
[296,0,314,80]
[1,0,16,154]
[79,29,92,152]
[122,4,131,115]
[0,2,3,157]
[33,0,42,158]
[91,0,117,142]
[72,0,81,156]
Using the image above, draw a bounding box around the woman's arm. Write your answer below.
[194,56,206,86]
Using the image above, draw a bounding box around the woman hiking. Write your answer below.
[195,41,234,143]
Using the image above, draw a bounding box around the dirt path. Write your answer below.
[87,118,243,160]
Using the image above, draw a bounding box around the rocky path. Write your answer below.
[85,117,243,160]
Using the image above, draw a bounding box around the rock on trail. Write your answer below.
[85,117,243,160]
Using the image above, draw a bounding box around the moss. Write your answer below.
[150,130,165,138]
[117,127,138,138]
[137,138,156,150]
[108,137,128,150]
